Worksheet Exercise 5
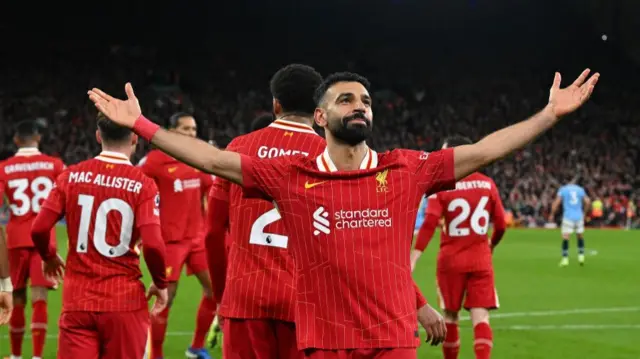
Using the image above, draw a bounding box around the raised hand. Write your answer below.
[549,69,600,117]
[88,83,142,128]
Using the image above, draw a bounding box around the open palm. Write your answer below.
[549,69,600,117]
[87,83,142,128]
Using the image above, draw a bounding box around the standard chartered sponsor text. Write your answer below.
[334,208,392,229]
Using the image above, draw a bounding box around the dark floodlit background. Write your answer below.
[0,1,639,357]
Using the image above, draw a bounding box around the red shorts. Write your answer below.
[436,269,499,312]
[223,318,301,359]
[9,247,56,290]
[302,348,416,359]
[166,238,208,282]
[58,308,149,359]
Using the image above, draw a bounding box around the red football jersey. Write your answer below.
[209,119,325,322]
[240,147,455,350]
[0,147,65,248]
[425,172,505,272]
[138,150,212,242]
[41,151,160,312]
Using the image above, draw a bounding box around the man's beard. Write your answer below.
[327,112,372,146]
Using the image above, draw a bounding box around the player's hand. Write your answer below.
[410,250,422,273]
[88,83,141,129]
[548,69,600,118]
[146,283,168,316]
[418,304,447,346]
[43,253,65,285]
[0,291,12,325]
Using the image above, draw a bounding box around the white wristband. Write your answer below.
[0,277,13,293]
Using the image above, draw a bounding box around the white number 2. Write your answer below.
[447,196,490,237]
[249,207,289,249]
[76,194,134,258]
[8,177,54,216]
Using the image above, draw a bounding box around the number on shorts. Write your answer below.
[447,196,490,237]
[8,177,54,216]
[76,194,134,257]
[249,207,288,249]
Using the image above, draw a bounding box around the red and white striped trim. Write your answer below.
[15,147,41,157]
[474,338,494,347]
[95,151,132,165]
[316,147,378,172]
[268,119,317,135]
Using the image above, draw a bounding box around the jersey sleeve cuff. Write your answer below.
[440,148,456,191]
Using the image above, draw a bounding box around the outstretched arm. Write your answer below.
[88,84,243,184]
[453,70,599,180]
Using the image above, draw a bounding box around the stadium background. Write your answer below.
[1,0,639,358]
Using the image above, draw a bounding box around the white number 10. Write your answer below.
[76,194,134,257]
[447,196,490,237]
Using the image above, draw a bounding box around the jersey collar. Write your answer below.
[268,119,317,135]
[316,147,378,172]
[95,151,132,166]
[15,147,40,156]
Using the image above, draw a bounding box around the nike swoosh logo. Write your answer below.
[168,167,177,173]
[304,181,326,189]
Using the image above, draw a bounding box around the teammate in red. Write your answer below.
[138,112,216,359]
[30,115,168,359]
[206,64,326,358]
[90,67,598,358]
[0,120,65,359]
[411,136,507,359]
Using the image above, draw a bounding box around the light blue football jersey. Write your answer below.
[558,184,587,221]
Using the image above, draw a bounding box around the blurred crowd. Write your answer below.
[1,46,638,228]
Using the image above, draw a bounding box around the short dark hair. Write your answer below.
[168,112,193,129]
[97,112,132,143]
[14,120,40,140]
[251,113,273,132]
[270,64,323,115]
[313,72,371,106]
[443,135,473,148]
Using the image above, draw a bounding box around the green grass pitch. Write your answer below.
[1,227,638,358]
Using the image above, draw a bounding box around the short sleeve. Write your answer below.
[42,171,68,215]
[406,149,455,195]
[425,194,443,218]
[557,187,563,197]
[136,179,161,228]
[137,155,155,178]
[55,159,66,177]
[240,154,292,201]
[209,176,231,203]
[491,182,506,223]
